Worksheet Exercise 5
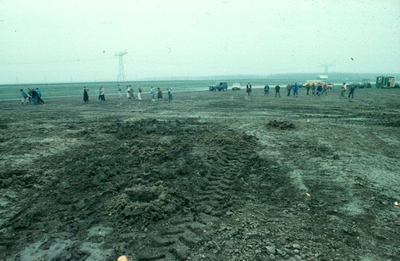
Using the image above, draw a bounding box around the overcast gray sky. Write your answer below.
[1,0,399,83]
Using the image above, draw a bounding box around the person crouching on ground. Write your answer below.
[36,88,45,104]
[31,88,39,104]
[27,88,33,103]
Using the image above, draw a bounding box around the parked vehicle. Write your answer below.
[231,83,241,90]
[303,80,325,87]
[304,80,323,86]
[209,82,228,91]
[376,76,395,88]
[360,79,372,88]
[327,83,334,89]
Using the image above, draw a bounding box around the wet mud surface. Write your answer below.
[1,88,400,260]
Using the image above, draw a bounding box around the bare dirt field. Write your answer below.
[1,88,400,261]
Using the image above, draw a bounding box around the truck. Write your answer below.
[209,82,228,91]
[376,76,395,88]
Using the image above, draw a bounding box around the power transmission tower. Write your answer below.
[115,50,128,82]
[320,63,335,74]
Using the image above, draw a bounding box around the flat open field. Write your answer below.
[1,87,400,261]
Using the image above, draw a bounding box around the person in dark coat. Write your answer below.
[246,83,252,96]
[264,83,270,96]
[348,84,356,99]
[316,83,323,97]
[275,85,281,98]
[286,84,292,96]
[157,87,163,100]
[31,89,39,104]
[306,83,311,95]
[83,86,89,103]
[36,88,45,104]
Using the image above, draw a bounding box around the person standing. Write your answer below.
[167,87,173,102]
[293,83,299,97]
[246,83,252,96]
[311,83,316,96]
[340,82,347,98]
[157,87,163,101]
[126,86,130,99]
[275,85,281,97]
[20,89,29,105]
[286,83,292,96]
[264,83,270,96]
[321,84,328,96]
[117,84,122,99]
[316,83,323,97]
[150,87,156,102]
[138,86,143,101]
[100,86,105,101]
[306,83,311,95]
[348,84,356,99]
[83,86,89,103]
[128,86,134,100]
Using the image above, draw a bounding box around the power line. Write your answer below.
[0,57,114,66]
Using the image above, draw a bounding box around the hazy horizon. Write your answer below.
[1,0,399,84]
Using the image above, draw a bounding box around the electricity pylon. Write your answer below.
[115,50,127,82]
[320,62,335,74]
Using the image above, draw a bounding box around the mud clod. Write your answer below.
[266,120,296,130]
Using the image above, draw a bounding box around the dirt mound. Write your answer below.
[2,118,287,260]
[266,120,296,130]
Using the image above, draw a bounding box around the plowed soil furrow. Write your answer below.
[1,89,400,261]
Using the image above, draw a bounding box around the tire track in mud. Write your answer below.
[0,118,263,260]
[116,121,261,260]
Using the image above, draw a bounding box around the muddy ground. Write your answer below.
[1,88,400,261]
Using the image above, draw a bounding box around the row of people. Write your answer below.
[249,82,356,99]
[83,86,173,103]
